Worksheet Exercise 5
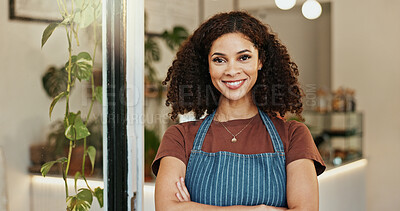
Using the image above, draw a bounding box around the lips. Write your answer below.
[222,79,246,89]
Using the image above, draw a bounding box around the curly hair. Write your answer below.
[162,11,303,121]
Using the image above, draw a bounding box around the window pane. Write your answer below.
[5,1,104,210]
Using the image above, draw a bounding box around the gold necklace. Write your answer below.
[217,117,255,143]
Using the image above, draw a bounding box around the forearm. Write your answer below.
[158,202,307,211]
[264,205,311,211]
[157,201,265,211]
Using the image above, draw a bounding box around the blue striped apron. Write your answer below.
[185,108,287,207]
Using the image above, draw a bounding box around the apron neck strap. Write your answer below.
[258,108,285,153]
[192,110,216,151]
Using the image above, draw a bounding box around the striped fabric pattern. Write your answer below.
[185,109,287,207]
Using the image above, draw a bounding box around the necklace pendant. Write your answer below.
[231,137,237,143]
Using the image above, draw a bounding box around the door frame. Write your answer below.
[103,0,144,210]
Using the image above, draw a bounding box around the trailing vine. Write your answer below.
[40,0,103,210]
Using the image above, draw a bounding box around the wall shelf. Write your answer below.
[303,111,363,167]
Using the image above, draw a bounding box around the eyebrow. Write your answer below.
[211,49,252,57]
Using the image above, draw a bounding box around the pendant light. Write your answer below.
[275,0,296,10]
[302,0,322,20]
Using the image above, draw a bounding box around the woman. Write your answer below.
[152,11,325,210]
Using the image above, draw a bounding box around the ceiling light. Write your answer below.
[275,0,296,10]
[302,0,322,20]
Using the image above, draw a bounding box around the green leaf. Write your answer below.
[67,195,91,211]
[95,86,102,104]
[42,66,68,98]
[77,188,93,205]
[74,6,95,28]
[161,26,189,50]
[87,146,96,174]
[75,52,93,80]
[66,196,77,210]
[67,52,93,81]
[49,91,67,120]
[74,172,81,193]
[93,187,103,208]
[74,0,85,9]
[74,117,91,139]
[41,22,59,48]
[65,125,75,140]
[40,161,56,177]
[64,111,80,129]
[56,157,68,163]
[40,157,67,177]
[65,113,91,141]
[145,38,160,62]
[67,188,93,211]
[74,0,101,28]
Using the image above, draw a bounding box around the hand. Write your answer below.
[175,177,191,202]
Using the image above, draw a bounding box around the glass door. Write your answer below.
[6,0,112,210]
[3,0,147,210]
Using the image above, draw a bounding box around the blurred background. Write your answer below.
[0,0,399,210]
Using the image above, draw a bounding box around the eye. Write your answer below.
[212,57,225,63]
[239,54,252,61]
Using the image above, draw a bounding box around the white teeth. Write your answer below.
[226,80,243,86]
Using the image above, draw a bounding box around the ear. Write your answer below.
[257,60,263,71]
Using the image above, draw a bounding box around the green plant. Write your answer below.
[42,66,69,98]
[46,118,103,169]
[40,0,103,210]
[145,26,189,83]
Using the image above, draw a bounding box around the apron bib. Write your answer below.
[185,108,287,207]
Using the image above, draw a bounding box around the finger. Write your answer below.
[175,192,184,202]
[180,177,191,200]
[176,181,189,201]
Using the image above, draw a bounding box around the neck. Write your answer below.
[215,95,258,121]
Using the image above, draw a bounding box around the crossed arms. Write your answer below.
[154,156,319,211]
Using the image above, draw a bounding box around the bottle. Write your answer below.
[349,89,356,112]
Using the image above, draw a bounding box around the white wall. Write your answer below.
[0,0,98,210]
[331,0,400,210]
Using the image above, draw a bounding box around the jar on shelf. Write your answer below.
[345,89,356,112]
[316,88,329,113]
[332,88,346,112]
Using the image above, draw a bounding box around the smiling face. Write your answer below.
[208,32,262,104]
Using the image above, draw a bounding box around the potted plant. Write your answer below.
[39,0,103,210]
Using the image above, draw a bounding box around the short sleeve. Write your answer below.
[286,121,326,176]
[151,125,187,177]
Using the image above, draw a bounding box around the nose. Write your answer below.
[225,61,241,76]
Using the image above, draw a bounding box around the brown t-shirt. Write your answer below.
[152,113,326,176]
